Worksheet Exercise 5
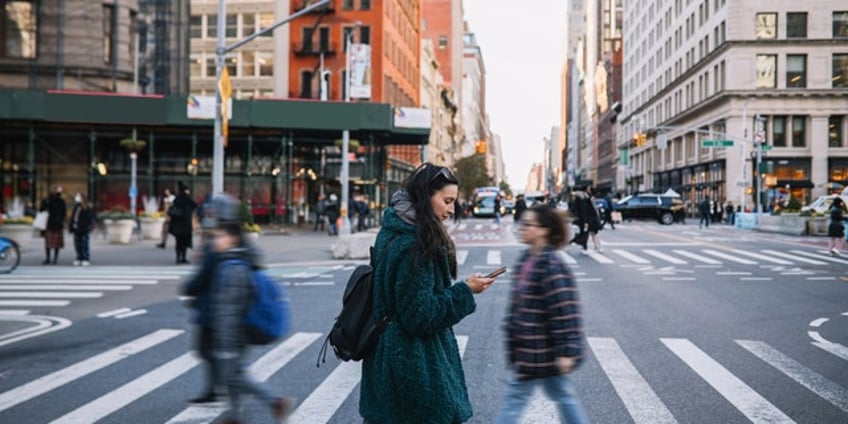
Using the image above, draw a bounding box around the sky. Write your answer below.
[463,0,566,191]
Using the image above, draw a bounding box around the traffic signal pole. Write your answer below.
[213,0,331,194]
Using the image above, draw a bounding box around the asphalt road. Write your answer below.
[0,217,846,423]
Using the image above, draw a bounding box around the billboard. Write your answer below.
[349,44,372,99]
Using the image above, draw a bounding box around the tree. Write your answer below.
[453,155,492,201]
[498,181,512,198]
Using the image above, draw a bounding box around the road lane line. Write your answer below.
[0,329,183,412]
[97,308,131,318]
[586,251,615,264]
[486,249,502,265]
[115,309,147,319]
[588,337,678,424]
[611,249,651,264]
[661,338,795,424]
[0,309,29,315]
[164,332,323,424]
[0,292,103,298]
[0,285,131,291]
[557,251,577,265]
[737,340,848,413]
[49,353,200,424]
[0,300,70,307]
[457,250,469,265]
[644,250,687,265]
[702,249,758,265]
[0,315,71,347]
[672,250,722,264]
[0,279,158,285]
[790,250,848,265]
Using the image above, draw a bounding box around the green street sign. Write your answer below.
[701,139,734,147]
[761,144,773,151]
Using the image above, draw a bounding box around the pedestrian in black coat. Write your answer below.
[41,186,67,265]
[168,182,197,264]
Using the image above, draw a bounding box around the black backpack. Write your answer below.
[317,235,398,366]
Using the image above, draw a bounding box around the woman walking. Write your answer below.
[827,197,846,256]
[168,182,197,264]
[495,203,588,423]
[359,162,497,424]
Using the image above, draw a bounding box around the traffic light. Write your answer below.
[475,140,487,154]
[632,132,647,147]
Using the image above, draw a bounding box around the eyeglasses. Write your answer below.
[519,221,544,228]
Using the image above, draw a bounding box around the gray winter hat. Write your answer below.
[202,193,241,228]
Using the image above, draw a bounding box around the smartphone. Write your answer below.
[484,266,507,279]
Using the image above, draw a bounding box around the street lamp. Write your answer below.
[740,97,754,213]
[338,21,362,236]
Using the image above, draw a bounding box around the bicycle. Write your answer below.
[0,236,21,273]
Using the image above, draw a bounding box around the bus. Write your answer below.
[472,187,501,217]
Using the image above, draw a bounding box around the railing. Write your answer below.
[292,42,338,56]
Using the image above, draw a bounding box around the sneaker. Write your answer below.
[580,250,589,255]
[155,243,165,249]
[81,261,90,266]
[73,260,81,266]
[188,392,220,404]
[272,397,293,423]
[830,249,839,256]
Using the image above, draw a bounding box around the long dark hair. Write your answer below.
[403,162,459,278]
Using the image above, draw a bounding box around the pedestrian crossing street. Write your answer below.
[1,326,846,423]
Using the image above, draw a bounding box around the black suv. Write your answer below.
[614,194,685,225]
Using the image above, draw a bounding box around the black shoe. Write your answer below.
[42,259,51,265]
[155,243,165,249]
[188,392,220,404]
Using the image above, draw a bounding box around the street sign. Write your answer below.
[736,182,751,187]
[701,139,734,147]
[761,144,773,151]
[129,186,138,198]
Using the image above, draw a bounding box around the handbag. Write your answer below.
[167,205,183,218]
[33,211,49,230]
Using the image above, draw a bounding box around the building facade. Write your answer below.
[622,0,848,213]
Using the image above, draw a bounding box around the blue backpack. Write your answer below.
[225,260,291,345]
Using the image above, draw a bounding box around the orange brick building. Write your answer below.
[288,0,422,165]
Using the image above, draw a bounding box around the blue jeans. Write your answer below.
[73,233,90,261]
[495,374,588,424]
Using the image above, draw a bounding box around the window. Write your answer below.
[834,54,848,87]
[302,27,314,51]
[361,0,371,10]
[300,70,314,98]
[834,11,848,37]
[226,14,237,38]
[786,12,807,38]
[438,35,448,49]
[829,116,844,148]
[319,27,330,52]
[360,26,370,45]
[242,13,255,37]
[190,53,202,77]
[792,117,806,147]
[786,55,806,88]
[241,51,255,77]
[258,13,273,37]
[225,56,237,78]
[206,57,216,78]
[755,13,776,39]
[207,14,217,38]
[773,116,786,147]
[190,15,202,39]
[257,52,273,76]
[343,27,354,51]
[103,4,114,64]
[342,0,354,10]
[0,0,36,59]
[756,54,776,88]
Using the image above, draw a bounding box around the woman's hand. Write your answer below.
[465,274,495,294]
[557,356,577,374]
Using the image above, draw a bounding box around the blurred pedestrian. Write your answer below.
[198,194,291,423]
[569,187,591,253]
[156,187,175,249]
[325,194,339,235]
[494,194,503,225]
[356,194,370,232]
[41,185,66,265]
[313,194,327,232]
[698,195,711,229]
[586,189,603,252]
[495,203,588,424]
[360,162,497,423]
[827,197,846,256]
[168,182,197,264]
[513,194,528,223]
[603,193,616,230]
[68,192,95,266]
[725,201,735,225]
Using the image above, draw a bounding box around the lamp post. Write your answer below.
[740,97,753,213]
[339,21,362,236]
[754,114,766,214]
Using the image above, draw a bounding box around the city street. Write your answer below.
[0,217,846,423]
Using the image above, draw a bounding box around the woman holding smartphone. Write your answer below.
[495,203,588,424]
[359,162,497,424]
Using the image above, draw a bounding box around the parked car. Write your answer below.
[802,195,847,214]
[614,194,685,225]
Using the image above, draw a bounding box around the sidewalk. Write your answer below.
[13,224,357,268]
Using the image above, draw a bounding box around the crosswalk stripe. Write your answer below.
[586,251,614,264]
[702,249,758,265]
[0,309,29,315]
[457,250,469,266]
[0,279,158,285]
[49,353,200,424]
[672,250,722,264]
[0,329,183,412]
[486,249,502,265]
[761,250,827,265]
[644,250,687,265]
[730,250,793,265]
[791,250,848,265]
[0,292,103,298]
[588,337,678,424]
[736,340,848,413]
[164,332,323,424]
[0,300,70,307]
[557,251,577,265]
[611,249,651,264]
[661,338,795,424]
[0,285,132,291]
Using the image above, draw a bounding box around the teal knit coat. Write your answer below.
[359,208,477,423]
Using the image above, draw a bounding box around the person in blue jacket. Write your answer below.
[360,163,497,423]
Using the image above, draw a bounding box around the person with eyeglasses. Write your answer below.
[359,162,498,424]
[495,203,588,424]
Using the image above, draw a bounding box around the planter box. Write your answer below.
[807,217,829,236]
[245,232,260,244]
[140,217,165,240]
[0,224,35,241]
[104,219,136,244]
[756,214,808,236]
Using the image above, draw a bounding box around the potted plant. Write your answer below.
[139,195,165,240]
[100,208,136,244]
[243,222,261,243]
